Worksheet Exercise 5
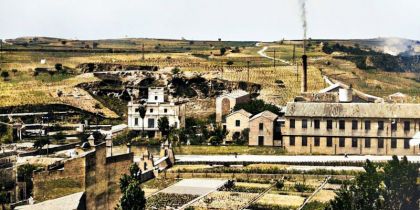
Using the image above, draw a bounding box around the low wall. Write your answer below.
[19,142,80,157]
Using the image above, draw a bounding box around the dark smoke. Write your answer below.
[299,0,307,40]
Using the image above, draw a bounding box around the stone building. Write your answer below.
[224,109,252,142]
[282,102,420,155]
[215,90,250,123]
[33,142,133,210]
[127,87,185,137]
[248,111,281,146]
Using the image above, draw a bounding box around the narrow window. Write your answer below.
[327,120,333,130]
[259,123,264,131]
[404,139,410,149]
[365,120,371,130]
[378,138,384,148]
[314,137,320,147]
[314,120,320,129]
[352,120,358,130]
[339,137,345,147]
[302,119,307,129]
[326,137,333,147]
[235,120,240,127]
[391,121,397,131]
[164,108,168,113]
[391,138,397,148]
[148,118,155,128]
[404,121,410,131]
[134,118,139,126]
[352,138,358,148]
[149,108,153,113]
[290,119,295,128]
[302,136,307,146]
[290,136,295,146]
[339,120,345,130]
[155,96,158,100]
[365,138,371,148]
[378,121,384,130]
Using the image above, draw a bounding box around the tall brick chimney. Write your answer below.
[301,54,308,93]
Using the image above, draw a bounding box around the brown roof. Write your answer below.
[285,102,420,119]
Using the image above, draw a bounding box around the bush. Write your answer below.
[275,180,284,190]
[294,182,309,192]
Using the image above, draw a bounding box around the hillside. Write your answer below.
[0,37,418,118]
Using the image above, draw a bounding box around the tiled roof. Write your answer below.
[250,110,278,121]
[226,109,252,118]
[285,102,420,119]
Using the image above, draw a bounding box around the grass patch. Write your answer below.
[173,145,285,155]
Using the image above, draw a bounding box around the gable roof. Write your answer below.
[220,90,249,99]
[226,109,252,118]
[285,102,420,119]
[250,110,278,121]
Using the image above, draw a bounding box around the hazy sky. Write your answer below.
[0,0,419,41]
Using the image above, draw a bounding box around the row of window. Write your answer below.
[289,136,412,149]
[290,119,412,131]
[236,120,265,131]
[134,108,169,113]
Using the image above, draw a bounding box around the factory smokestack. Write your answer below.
[301,55,308,93]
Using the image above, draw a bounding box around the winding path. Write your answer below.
[256,43,291,65]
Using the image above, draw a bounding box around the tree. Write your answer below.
[33,136,50,150]
[17,164,40,197]
[61,40,67,45]
[226,60,234,66]
[234,99,281,115]
[327,156,419,210]
[53,132,65,143]
[208,126,228,145]
[1,71,9,81]
[158,117,170,139]
[92,42,99,49]
[118,164,146,210]
[0,191,6,210]
[11,69,18,76]
[220,48,226,56]
[55,63,63,72]
[171,67,181,75]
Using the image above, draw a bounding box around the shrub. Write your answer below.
[294,182,309,192]
[275,180,284,190]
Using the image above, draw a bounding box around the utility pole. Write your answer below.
[247,60,250,82]
[292,44,296,65]
[273,49,276,68]
[142,43,145,60]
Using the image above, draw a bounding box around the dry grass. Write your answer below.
[256,193,305,207]
[312,190,336,203]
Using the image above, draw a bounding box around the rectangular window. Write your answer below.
[391,138,397,148]
[378,138,384,148]
[326,137,333,147]
[404,139,410,149]
[259,123,264,130]
[148,118,155,128]
[365,138,371,148]
[314,137,320,147]
[302,119,308,129]
[164,108,168,113]
[314,120,320,129]
[290,136,295,146]
[339,120,345,130]
[378,121,384,130]
[134,118,139,126]
[352,120,358,130]
[339,137,345,147]
[235,120,240,127]
[365,120,371,130]
[404,121,410,131]
[327,120,333,130]
[149,108,154,113]
[155,96,158,100]
[302,136,307,146]
[352,138,358,148]
[290,119,295,128]
[391,121,397,131]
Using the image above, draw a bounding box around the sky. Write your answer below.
[0,0,419,41]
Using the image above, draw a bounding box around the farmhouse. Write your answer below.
[127,87,185,137]
[249,111,282,146]
[224,109,252,142]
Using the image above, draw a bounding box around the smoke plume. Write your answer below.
[299,0,307,40]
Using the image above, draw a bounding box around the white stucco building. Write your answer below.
[128,87,184,137]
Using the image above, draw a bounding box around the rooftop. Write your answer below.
[285,102,420,119]
[250,110,278,121]
[226,109,252,118]
[15,192,85,210]
[220,89,249,99]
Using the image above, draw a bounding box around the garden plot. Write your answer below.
[250,194,306,209]
[191,191,259,210]
[159,178,227,195]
